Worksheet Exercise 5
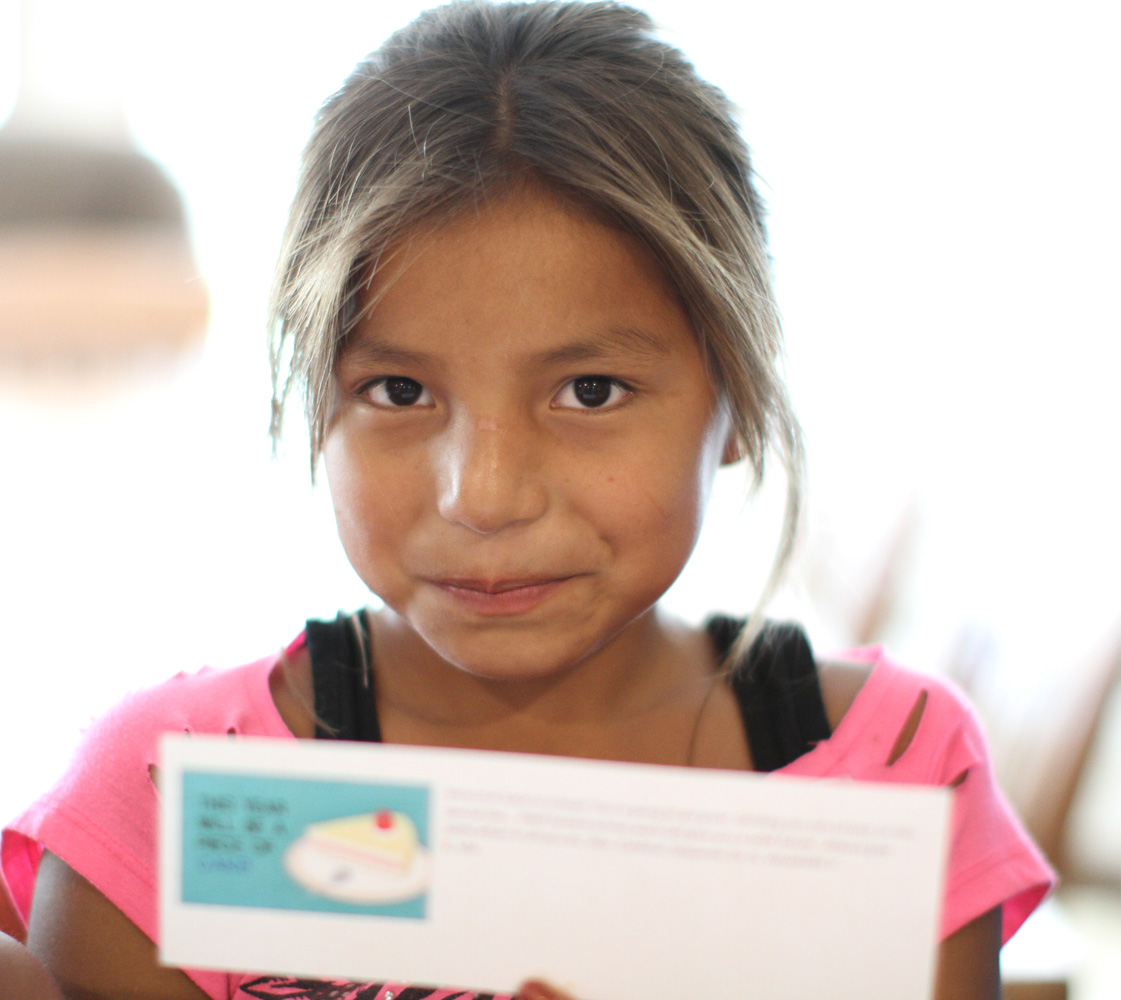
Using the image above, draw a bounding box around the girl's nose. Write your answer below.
[435,415,548,534]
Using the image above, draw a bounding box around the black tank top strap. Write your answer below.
[306,610,382,743]
[306,609,831,767]
[706,614,832,772]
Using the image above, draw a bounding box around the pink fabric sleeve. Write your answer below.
[923,678,1053,941]
[2,655,291,1000]
[782,649,1055,942]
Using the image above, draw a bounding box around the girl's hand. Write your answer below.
[517,979,578,1000]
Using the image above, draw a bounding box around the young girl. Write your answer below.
[2,2,1053,998]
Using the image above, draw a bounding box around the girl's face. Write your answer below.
[324,187,730,681]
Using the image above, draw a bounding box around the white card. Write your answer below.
[159,734,950,999]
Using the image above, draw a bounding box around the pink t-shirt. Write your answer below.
[3,642,1054,999]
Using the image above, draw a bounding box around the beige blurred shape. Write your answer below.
[0,0,208,364]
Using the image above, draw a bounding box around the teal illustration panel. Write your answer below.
[180,771,430,918]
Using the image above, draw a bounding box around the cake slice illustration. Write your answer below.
[284,808,429,904]
[306,809,419,871]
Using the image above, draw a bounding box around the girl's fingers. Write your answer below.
[516,979,578,1000]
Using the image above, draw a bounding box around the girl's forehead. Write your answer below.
[366,188,679,310]
[384,184,638,270]
[342,186,708,373]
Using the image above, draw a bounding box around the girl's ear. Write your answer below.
[721,432,746,466]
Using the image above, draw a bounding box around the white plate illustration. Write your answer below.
[284,836,430,905]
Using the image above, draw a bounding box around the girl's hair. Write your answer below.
[269,0,805,648]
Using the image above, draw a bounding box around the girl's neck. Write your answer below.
[369,606,718,758]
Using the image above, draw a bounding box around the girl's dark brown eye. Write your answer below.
[384,377,424,405]
[552,375,631,410]
[572,376,614,407]
[365,376,432,407]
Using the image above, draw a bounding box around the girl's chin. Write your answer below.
[423,640,589,685]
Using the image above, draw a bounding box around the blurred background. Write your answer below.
[1,0,1118,996]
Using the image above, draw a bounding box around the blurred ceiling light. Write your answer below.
[0,0,208,366]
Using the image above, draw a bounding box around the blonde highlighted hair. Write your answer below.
[269,0,804,649]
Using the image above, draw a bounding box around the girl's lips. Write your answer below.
[429,577,572,616]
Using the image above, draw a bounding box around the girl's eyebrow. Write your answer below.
[337,338,436,369]
[531,326,674,366]
[338,325,673,369]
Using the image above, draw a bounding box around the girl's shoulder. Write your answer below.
[817,656,876,731]
[13,651,296,846]
[792,646,988,784]
[91,652,293,748]
[268,640,316,739]
[3,647,301,994]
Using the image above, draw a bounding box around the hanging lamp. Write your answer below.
[0,0,208,364]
